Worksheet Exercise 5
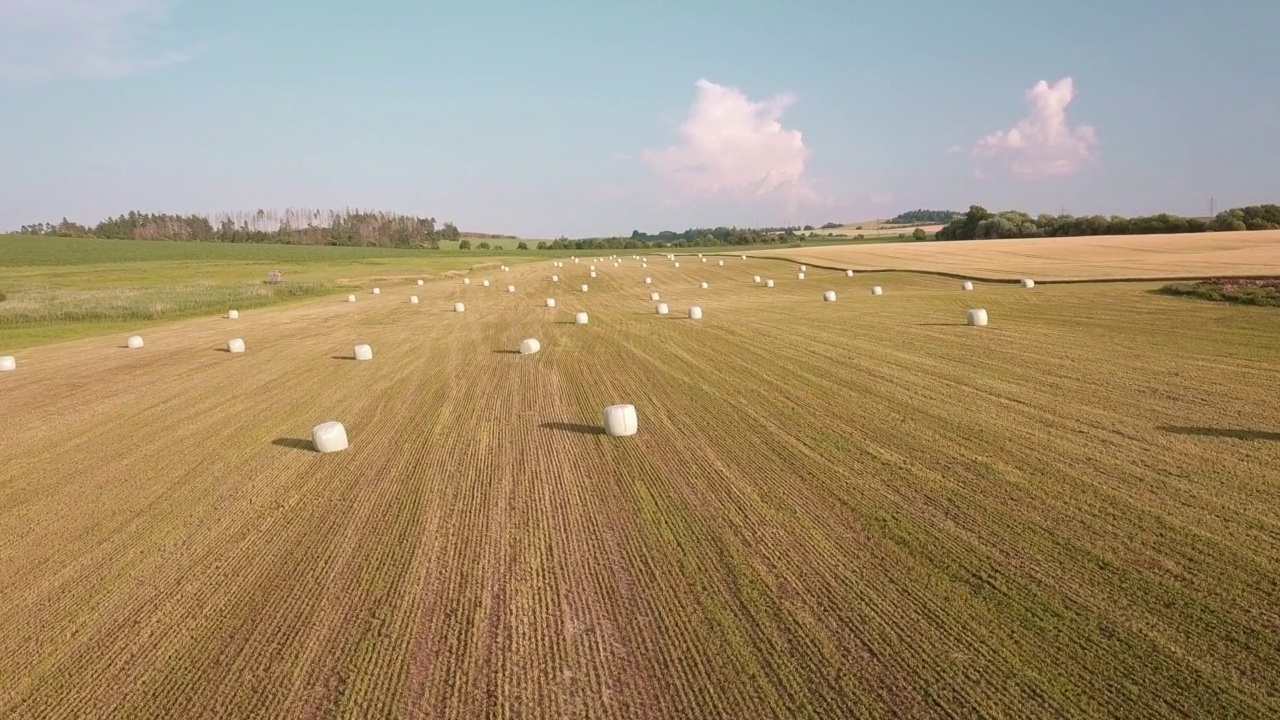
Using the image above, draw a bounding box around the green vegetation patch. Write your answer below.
[1158,278,1280,307]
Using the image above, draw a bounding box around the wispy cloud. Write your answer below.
[641,78,825,209]
[0,0,206,84]
[971,77,1099,177]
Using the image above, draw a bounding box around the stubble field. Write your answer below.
[756,228,1280,280]
[1,249,1279,718]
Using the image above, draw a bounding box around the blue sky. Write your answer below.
[0,0,1277,238]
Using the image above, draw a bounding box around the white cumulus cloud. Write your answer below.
[641,78,821,206]
[971,77,1099,177]
[0,0,205,83]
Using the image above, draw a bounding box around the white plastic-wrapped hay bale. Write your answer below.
[347,295,356,302]
[740,255,746,260]
[227,338,245,354]
[823,290,836,302]
[698,253,704,258]
[590,265,596,271]
[967,308,989,326]
[765,279,774,287]
[642,262,647,268]
[650,292,660,301]
[871,286,883,295]
[799,265,807,272]
[482,280,490,287]
[753,275,761,283]
[311,421,349,453]
[228,309,239,319]
[655,302,669,315]
[845,270,854,278]
[603,404,638,437]
[590,271,597,278]
[127,335,144,349]
[580,284,589,292]
[644,277,652,284]
[574,258,579,263]
[546,298,557,308]
[1021,279,1035,288]
[717,260,724,266]
[552,274,559,282]
[574,311,589,325]
[674,262,680,268]
[372,287,381,295]
[507,285,516,293]
[699,281,709,289]
[613,262,619,268]
[962,280,974,291]
[417,279,425,285]
[463,278,471,285]
[410,295,419,304]
[797,272,805,280]
[701,257,707,263]
[688,306,702,319]
[519,338,541,354]
[454,302,465,313]
[353,344,373,361]
[0,356,15,372]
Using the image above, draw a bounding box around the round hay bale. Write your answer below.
[454,302,465,312]
[580,284,589,292]
[871,286,883,295]
[574,311,589,325]
[650,292,660,301]
[603,404,638,437]
[590,265,596,271]
[507,285,516,293]
[765,279,775,287]
[1021,279,1035,288]
[417,279,425,285]
[519,338,541,354]
[797,272,805,280]
[701,257,707,263]
[967,308,989,326]
[353,344,373,361]
[699,281,709,289]
[823,290,836,302]
[645,277,652,284]
[753,275,761,283]
[227,338,245,353]
[463,278,471,285]
[642,263,647,268]
[688,306,702,319]
[482,280,490,287]
[0,356,15,372]
[372,287,381,295]
[552,274,559,282]
[590,271,597,278]
[311,421,349,453]
[740,255,746,260]
[845,270,854,277]
[717,260,724,266]
[127,335,144,349]
[410,295,419,304]
[655,302,669,315]
[546,298,557,308]
[799,265,807,272]
[228,309,239,319]
[962,281,974,291]
[347,295,356,302]
[674,262,680,268]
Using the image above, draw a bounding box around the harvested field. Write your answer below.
[1,257,1279,718]
[753,229,1280,281]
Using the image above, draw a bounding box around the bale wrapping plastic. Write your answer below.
[1021,279,1035,288]
[519,338,541,354]
[603,404,638,437]
[575,311,589,325]
[311,421,349,453]
[688,306,702,319]
[655,302,669,315]
[968,308,989,326]
[227,338,245,353]
[0,356,15,372]
[353,344,373,361]
[963,281,974,291]
[823,290,836,302]
[127,335,144,349]
[228,310,239,319]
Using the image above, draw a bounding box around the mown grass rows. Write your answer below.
[1,255,1279,717]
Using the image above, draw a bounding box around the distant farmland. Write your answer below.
[1,248,1278,718]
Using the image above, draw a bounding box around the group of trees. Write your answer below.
[888,209,962,224]
[936,204,1280,241]
[17,208,475,249]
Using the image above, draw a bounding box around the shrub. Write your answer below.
[517,241,528,250]
[458,239,472,250]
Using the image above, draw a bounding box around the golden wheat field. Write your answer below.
[2,252,1280,719]
[756,229,1280,280]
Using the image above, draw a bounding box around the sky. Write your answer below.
[0,0,1277,238]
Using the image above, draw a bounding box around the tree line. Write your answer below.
[936,204,1280,240]
[888,209,962,224]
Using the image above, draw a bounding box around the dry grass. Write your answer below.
[1,258,1279,718]
[754,229,1280,280]
[806,221,945,237]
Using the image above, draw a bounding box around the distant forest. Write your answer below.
[936,204,1280,240]
[887,209,963,224]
